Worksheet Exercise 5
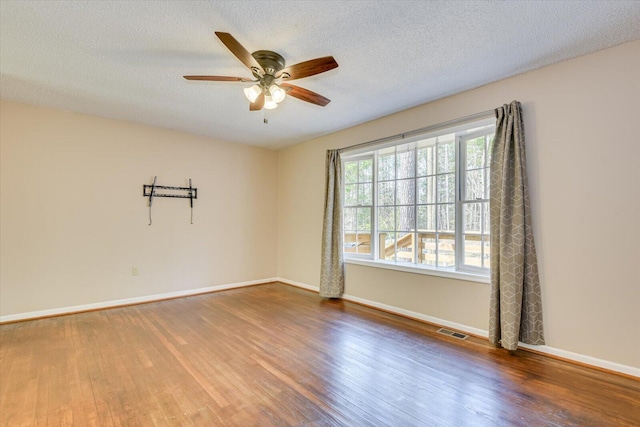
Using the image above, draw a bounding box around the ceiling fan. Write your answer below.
[184,32,338,111]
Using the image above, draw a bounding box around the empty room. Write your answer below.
[1,1,639,426]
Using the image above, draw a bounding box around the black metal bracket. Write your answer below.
[143,184,198,200]
[143,176,197,225]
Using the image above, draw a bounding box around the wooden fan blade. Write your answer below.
[215,32,263,72]
[278,56,338,81]
[183,75,252,82]
[281,83,330,106]
[250,92,265,111]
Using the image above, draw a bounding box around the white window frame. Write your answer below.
[457,129,493,275]
[341,118,495,283]
[342,154,375,259]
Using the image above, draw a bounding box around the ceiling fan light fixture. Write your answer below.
[269,84,286,103]
[243,84,261,103]
[264,95,278,110]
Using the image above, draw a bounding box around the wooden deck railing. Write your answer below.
[345,231,488,267]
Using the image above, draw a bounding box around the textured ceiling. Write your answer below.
[1,1,639,149]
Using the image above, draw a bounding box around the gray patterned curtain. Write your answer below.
[319,149,345,298]
[489,101,544,350]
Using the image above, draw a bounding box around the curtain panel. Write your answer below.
[489,101,545,350]
[319,149,345,298]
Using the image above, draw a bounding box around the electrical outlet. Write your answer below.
[132,267,140,276]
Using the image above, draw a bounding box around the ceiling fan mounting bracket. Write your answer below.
[252,50,286,75]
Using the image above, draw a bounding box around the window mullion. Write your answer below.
[479,141,485,267]
[413,145,422,264]
[455,136,464,271]
[373,152,379,260]
[434,143,439,268]
[393,149,397,263]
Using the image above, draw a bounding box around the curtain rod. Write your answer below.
[338,108,496,153]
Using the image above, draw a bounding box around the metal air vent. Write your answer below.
[437,328,469,340]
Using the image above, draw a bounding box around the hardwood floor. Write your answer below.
[1,283,638,426]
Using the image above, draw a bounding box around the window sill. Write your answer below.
[344,258,490,284]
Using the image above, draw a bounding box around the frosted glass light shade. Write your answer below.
[243,85,261,103]
[269,85,286,103]
[264,95,278,110]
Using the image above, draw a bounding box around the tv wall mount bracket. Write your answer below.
[143,176,197,225]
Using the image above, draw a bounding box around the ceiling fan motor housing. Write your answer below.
[252,50,286,75]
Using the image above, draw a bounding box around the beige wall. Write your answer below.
[0,101,278,316]
[277,41,640,368]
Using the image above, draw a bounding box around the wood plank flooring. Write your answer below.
[1,282,639,426]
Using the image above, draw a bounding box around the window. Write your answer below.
[459,131,494,272]
[344,157,373,255]
[342,119,495,278]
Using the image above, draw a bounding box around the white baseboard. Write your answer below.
[342,293,490,339]
[277,277,640,378]
[276,277,319,292]
[517,343,640,378]
[0,278,278,323]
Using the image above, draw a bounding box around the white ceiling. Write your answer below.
[1,1,639,149]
